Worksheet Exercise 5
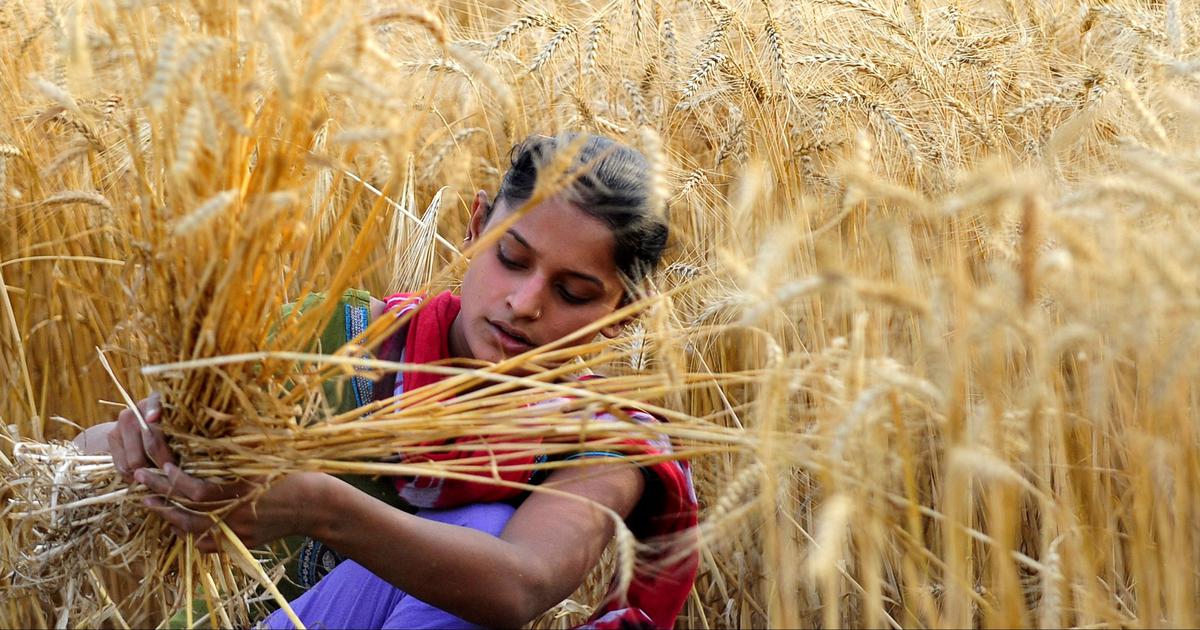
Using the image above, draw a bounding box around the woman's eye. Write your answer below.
[496,248,524,269]
[558,286,590,304]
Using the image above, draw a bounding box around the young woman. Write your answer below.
[75,134,699,629]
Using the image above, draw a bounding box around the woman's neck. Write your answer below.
[446,312,473,359]
[374,294,474,360]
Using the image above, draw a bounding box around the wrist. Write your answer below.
[295,472,340,541]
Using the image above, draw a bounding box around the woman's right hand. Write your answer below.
[74,393,176,482]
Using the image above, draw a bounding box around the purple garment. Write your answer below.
[263,502,517,629]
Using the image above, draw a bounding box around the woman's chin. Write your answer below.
[466,336,562,376]
[488,350,558,377]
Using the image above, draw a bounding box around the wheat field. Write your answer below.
[1,0,1198,627]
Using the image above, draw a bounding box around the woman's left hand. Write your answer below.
[135,464,325,553]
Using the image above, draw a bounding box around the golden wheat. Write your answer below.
[3,0,1200,628]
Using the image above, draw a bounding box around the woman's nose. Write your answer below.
[506,277,544,320]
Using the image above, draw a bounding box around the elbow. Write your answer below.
[470,595,540,629]
[488,605,540,629]
[486,565,559,628]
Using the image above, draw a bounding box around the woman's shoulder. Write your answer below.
[368,291,432,321]
[369,296,387,321]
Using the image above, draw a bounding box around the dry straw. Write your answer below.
[3,0,1200,628]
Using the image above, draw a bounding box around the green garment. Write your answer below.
[169,289,408,625]
[278,288,372,414]
[275,289,412,598]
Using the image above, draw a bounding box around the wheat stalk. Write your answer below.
[683,54,727,100]
[529,25,575,74]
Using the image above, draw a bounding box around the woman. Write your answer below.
[76,133,698,629]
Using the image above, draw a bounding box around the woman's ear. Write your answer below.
[465,190,491,245]
[599,320,626,339]
[599,294,633,339]
[600,283,657,338]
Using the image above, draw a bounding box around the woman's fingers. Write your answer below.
[112,393,175,474]
[133,393,175,469]
[166,462,237,502]
[117,408,149,472]
[135,459,277,551]
[140,423,174,469]
[108,427,132,482]
[141,482,254,552]
[135,462,249,506]
[143,496,213,535]
[136,464,212,503]
[196,536,221,554]
[136,392,162,423]
[135,468,173,498]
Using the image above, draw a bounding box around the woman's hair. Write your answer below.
[491,133,668,285]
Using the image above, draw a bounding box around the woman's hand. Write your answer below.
[72,393,175,479]
[107,393,175,481]
[136,464,327,553]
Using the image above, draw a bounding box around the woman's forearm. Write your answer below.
[72,422,114,454]
[137,460,640,622]
[305,474,548,627]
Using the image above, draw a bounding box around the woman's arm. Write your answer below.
[139,460,644,628]
[72,421,115,454]
[73,394,175,480]
[369,296,387,320]
[324,463,643,626]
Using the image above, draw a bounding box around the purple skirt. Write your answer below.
[263,502,517,629]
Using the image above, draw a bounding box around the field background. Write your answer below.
[2,0,1199,627]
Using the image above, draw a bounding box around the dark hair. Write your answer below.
[490,133,668,285]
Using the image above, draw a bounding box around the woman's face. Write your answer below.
[450,191,626,363]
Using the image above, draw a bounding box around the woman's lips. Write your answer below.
[488,320,534,354]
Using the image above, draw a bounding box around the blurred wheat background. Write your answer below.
[2,0,1198,627]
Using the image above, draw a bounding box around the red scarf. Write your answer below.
[380,292,699,629]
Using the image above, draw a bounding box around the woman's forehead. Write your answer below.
[489,198,619,275]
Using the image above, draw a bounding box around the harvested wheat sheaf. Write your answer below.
[2,0,1200,628]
